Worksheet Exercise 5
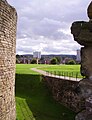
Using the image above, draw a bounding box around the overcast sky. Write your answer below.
[8,0,91,55]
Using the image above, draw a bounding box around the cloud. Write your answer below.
[8,0,91,55]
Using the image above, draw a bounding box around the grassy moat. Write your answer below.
[16,64,80,120]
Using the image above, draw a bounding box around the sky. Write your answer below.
[8,0,91,55]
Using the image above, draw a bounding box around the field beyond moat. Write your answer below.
[16,64,81,120]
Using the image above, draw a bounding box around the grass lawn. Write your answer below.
[39,64,82,78]
[16,64,76,120]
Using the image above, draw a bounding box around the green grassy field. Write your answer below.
[16,64,76,120]
[39,64,82,78]
[38,64,80,72]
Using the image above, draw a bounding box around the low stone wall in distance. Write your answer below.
[42,76,85,112]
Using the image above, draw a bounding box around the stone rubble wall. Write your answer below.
[0,0,17,120]
[43,76,85,112]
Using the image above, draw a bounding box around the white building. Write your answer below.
[33,51,41,59]
[76,49,81,62]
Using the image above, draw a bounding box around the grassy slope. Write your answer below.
[16,64,76,120]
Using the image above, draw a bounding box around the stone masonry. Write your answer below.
[43,75,85,112]
[71,2,92,120]
[0,0,17,120]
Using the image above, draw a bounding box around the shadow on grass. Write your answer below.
[15,73,76,120]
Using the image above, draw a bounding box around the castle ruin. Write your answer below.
[1,0,92,120]
[71,2,92,120]
[0,0,17,119]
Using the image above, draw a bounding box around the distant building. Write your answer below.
[76,49,81,62]
[33,51,41,59]
[33,51,41,64]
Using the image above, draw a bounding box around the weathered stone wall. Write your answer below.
[71,2,92,120]
[0,0,17,120]
[43,76,85,112]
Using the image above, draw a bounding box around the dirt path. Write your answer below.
[31,68,81,81]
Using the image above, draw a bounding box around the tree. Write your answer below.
[31,58,37,64]
[67,59,76,65]
[16,58,20,64]
[55,56,61,64]
[16,54,20,58]
[50,57,58,64]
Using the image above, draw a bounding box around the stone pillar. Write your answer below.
[71,2,92,120]
[0,0,17,120]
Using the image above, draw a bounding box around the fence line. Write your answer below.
[46,71,84,81]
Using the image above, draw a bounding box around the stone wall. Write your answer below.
[43,76,85,112]
[0,0,17,120]
[71,2,92,119]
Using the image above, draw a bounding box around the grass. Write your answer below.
[39,64,82,78]
[16,64,76,120]
[39,64,80,71]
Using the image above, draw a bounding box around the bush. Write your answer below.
[31,58,37,64]
[50,57,58,64]
[55,56,62,64]
[67,60,76,65]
